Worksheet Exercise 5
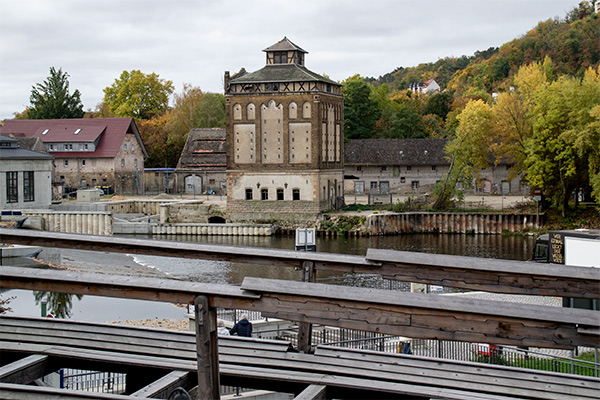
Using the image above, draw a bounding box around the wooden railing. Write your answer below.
[1,228,599,399]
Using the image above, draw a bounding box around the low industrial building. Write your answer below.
[0,134,54,210]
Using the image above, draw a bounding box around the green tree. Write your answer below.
[27,67,84,119]
[103,70,174,120]
[490,92,532,179]
[343,76,381,140]
[433,100,494,209]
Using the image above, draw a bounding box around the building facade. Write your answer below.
[344,138,527,196]
[0,134,54,210]
[225,38,344,223]
[1,118,147,195]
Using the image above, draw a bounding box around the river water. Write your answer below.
[2,233,536,322]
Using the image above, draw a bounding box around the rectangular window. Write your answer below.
[261,188,268,200]
[277,188,284,200]
[64,159,68,167]
[131,144,135,152]
[370,181,378,190]
[6,172,18,203]
[292,189,300,200]
[124,144,127,151]
[245,188,253,200]
[432,165,437,171]
[23,171,34,202]
[407,166,412,171]
[134,159,138,168]
[121,159,125,167]
[381,166,387,172]
[400,177,406,183]
[412,181,420,191]
[357,166,362,172]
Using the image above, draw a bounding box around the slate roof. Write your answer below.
[177,128,226,170]
[344,139,450,166]
[229,64,340,86]
[263,37,307,53]
[0,118,147,159]
[0,134,54,160]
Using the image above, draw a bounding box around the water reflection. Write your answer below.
[34,291,83,318]
[146,233,536,260]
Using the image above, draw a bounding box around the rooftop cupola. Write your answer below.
[263,37,307,66]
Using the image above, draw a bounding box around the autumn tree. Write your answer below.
[103,70,174,120]
[433,100,494,209]
[27,67,84,119]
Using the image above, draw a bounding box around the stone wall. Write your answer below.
[24,210,113,235]
[227,199,321,225]
[159,200,213,224]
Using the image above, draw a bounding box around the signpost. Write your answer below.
[295,228,316,252]
[533,188,542,216]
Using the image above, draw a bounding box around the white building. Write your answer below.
[0,134,54,210]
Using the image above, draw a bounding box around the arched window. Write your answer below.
[289,102,297,119]
[247,103,255,120]
[233,104,242,120]
[302,102,311,119]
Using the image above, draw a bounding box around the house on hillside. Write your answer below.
[0,134,54,210]
[344,139,526,195]
[408,79,440,94]
[224,37,344,223]
[0,118,147,195]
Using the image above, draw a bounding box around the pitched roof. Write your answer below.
[263,37,307,53]
[229,64,339,86]
[344,139,450,166]
[0,118,148,159]
[177,128,226,170]
[0,134,54,160]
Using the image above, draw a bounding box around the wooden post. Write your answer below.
[194,295,219,400]
[298,261,315,353]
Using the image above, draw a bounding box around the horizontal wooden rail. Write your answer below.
[366,248,600,299]
[1,267,598,349]
[1,228,598,299]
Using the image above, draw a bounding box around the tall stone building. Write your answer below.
[225,37,344,224]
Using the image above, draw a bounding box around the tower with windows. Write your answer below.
[225,37,344,223]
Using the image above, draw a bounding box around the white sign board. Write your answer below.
[565,236,600,268]
[295,228,316,247]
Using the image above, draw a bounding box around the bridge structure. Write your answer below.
[0,228,599,399]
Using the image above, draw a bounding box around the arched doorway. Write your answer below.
[208,216,226,224]
[185,175,202,195]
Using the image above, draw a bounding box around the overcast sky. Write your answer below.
[0,0,580,120]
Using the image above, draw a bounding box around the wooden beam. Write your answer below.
[130,370,191,398]
[298,261,316,353]
[0,355,50,385]
[0,383,129,399]
[366,249,600,299]
[241,277,600,349]
[0,266,258,308]
[194,295,219,400]
[295,384,327,400]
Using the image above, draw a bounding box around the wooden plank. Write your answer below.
[0,266,259,308]
[0,228,374,270]
[240,278,598,326]
[366,248,600,299]
[194,295,219,400]
[218,347,598,400]
[0,355,49,385]
[130,370,191,398]
[0,383,130,399]
[294,384,327,400]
